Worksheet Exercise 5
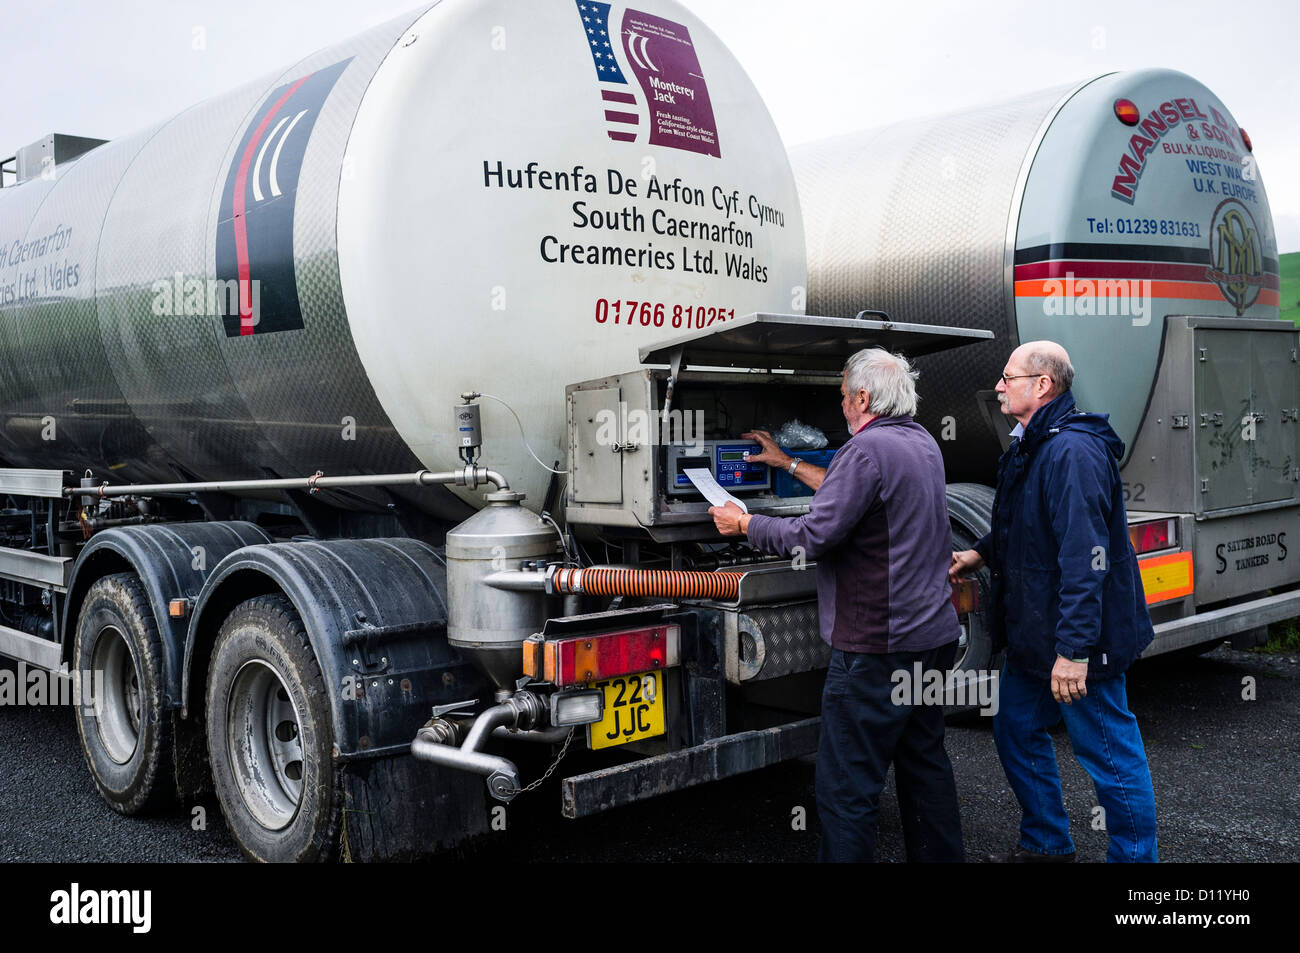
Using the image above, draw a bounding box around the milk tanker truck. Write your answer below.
[0,0,1289,862]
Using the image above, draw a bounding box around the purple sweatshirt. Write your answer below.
[746,416,959,653]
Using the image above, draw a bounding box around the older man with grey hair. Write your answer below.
[711,347,964,862]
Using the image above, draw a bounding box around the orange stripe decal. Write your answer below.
[1015,279,1280,308]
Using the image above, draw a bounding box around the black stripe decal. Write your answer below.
[1015,242,1278,274]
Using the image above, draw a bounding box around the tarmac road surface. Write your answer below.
[1,644,1295,863]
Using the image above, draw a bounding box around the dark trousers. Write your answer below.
[816,641,964,862]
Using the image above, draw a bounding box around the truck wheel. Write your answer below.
[73,572,175,814]
[206,595,340,863]
[948,525,996,717]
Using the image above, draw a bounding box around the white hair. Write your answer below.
[843,347,919,418]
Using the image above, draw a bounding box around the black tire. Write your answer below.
[947,524,998,719]
[206,594,341,863]
[73,572,176,814]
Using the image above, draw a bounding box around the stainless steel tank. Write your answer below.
[0,0,807,519]
[446,493,561,688]
[793,70,1279,482]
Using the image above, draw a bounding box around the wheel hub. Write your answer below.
[227,660,305,831]
[91,625,142,765]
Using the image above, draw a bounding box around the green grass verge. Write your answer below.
[1281,251,1300,326]
[1257,617,1300,654]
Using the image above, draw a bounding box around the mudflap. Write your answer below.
[340,754,491,862]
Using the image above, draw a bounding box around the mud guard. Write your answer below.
[61,521,272,707]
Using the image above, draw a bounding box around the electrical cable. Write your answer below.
[539,510,577,566]
[472,393,569,474]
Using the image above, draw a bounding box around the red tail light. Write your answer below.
[1129,518,1176,555]
[1240,127,1253,152]
[524,624,681,686]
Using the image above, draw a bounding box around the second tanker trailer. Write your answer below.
[794,68,1295,680]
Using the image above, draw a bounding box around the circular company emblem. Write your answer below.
[1206,198,1264,315]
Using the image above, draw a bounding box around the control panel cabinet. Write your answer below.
[565,368,839,532]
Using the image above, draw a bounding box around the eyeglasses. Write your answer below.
[999,373,1047,385]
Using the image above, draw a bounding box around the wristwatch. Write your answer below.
[787,459,801,476]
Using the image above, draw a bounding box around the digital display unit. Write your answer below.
[665,441,771,496]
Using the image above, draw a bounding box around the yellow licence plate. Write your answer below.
[588,671,665,750]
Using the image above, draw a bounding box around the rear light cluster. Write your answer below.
[950,578,979,616]
[523,624,681,687]
[1129,517,1177,555]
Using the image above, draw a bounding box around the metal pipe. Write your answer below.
[461,702,520,752]
[477,469,511,492]
[409,692,545,801]
[410,734,520,799]
[481,569,549,592]
[492,725,572,744]
[69,465,510,499]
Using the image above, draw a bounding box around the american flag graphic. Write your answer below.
[574,1,641,143]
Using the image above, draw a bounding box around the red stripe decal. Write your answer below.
[232,74,313,336]
[1014,259,1280,291]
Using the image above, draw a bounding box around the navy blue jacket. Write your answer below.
[974,391,1154,680]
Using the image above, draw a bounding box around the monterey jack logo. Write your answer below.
[216,58,351,337]
[572,2,721,158]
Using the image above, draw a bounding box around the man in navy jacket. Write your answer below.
[711,348,963,862]
[951,341,1158,863]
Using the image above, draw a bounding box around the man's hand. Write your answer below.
[1051,656,1088,704]
[949,549,984,584]
[741,430,793,470]
[710,501,748,536]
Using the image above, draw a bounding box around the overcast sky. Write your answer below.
[4,0,1296,250]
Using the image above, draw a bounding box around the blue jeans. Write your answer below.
[992,662,1158,862]
[816,642,964,863]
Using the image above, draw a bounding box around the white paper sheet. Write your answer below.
[683,468,748,513]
